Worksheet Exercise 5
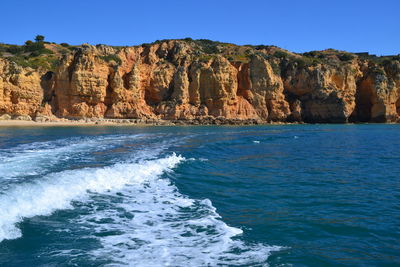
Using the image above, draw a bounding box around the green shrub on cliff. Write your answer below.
[272,50,322,67]
[8,55,59,71]
[226,54,250,63]
[196,54,216,62]
[2,39,53,57]
[195,39,220,54]
[338,53,355,61]
[303,50,357,65]
[99,54,122,65]
[270,61,281,75]
[247,45,278,50]
[273,50,290,59]
[292,57,309,68]
[6,45,24,55]
[23,41,52,54]
[35,35,45,42]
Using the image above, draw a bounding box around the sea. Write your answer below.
[0,124,399,266]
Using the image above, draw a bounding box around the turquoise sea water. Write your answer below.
[0,125,399,266]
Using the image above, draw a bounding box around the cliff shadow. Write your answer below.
[235,62,252,100]
[40,71,57,113]
[349,79,373,122]
[104,73,114,110]
[396,96,400,121]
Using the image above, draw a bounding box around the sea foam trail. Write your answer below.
[75,165,281,266]
[0,154,184,242]
[0,134,145,180]
[0,135,280,266]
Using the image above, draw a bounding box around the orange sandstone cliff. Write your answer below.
[1,39,399,123]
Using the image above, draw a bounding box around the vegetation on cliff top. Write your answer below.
[99,54,122,65]
[0,37,399,72]
[0,35,69,71]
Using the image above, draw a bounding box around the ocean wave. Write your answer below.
[0,153,183,242]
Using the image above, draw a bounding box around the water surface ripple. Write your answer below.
[0,125,399,266]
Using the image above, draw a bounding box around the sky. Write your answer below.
[0,0,399,55]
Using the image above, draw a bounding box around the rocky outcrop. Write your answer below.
[0,59,44,117]
[349,61,400,122]
[0,40,399,123]
[282,62,360,122]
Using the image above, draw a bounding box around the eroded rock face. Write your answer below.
[0,59,44,117]
[0,40,399,123]
[283,63,359,122]
[249,55,290,121]
[53,44,110,118]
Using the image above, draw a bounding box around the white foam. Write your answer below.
[0,134,281,266]
[0,154,184,242]
[253,140,260,143]
[75,164,281,266]
[0,135,146,180]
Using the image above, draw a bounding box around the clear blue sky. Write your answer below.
[1,0,399,55]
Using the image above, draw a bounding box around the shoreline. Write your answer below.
[0,118,298,127]
[0,118,268,128]
[0,119,398,127]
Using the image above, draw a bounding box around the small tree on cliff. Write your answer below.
[35,35,45,42]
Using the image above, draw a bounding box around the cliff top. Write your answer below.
[1,37,399,73]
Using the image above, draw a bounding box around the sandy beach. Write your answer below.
[0,120,164,127]
[0,117,272,127]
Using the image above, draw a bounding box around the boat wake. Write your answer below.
[0,135,280,266]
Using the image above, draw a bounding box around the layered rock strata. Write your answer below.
[1,40,399,123]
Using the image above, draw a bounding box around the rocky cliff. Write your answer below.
[1,39,399,123]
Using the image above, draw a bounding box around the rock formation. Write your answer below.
[1,39,399,123]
